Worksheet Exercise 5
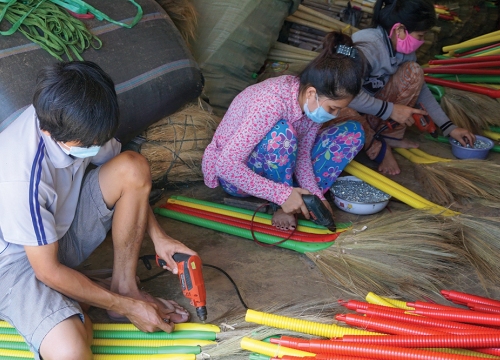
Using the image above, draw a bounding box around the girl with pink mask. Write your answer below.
[323,0,475,175]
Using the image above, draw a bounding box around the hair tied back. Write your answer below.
[336,44,358,59]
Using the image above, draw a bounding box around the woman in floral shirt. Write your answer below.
[202,32,365,230]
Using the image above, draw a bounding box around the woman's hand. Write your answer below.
[449,128,476,147]
[390,104,427,127]
[281,188,311,219]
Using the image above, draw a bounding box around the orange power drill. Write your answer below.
[412,103,438,137]
[156,253,207,322]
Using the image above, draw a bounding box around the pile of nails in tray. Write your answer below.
[331,179,390,203]
[451,138,491,149]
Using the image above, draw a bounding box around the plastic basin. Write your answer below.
[330,176,390,215]
[449,135,494,160]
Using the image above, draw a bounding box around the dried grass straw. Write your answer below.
[305,210,477,302]
[440,88,500,134]
[155,0,198,45]
[200,301,339,359]
[140,102,220,183]
[414,160,500,206]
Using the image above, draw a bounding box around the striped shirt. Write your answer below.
[0,106,120,268]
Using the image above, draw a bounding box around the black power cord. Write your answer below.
[138,255,249,309]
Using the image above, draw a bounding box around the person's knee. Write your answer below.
[344,120,365,144]
[400,61,425,87]
[114,151,152,189]
[40,316,92,360]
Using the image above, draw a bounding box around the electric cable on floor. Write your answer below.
[138,255,249,309]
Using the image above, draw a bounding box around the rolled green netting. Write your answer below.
[0,0,102,60]
[90,345,201,355]
[154,208,335,254]
[170,195,350,230]
[92,330,216,340]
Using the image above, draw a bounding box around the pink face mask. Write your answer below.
[389,23,424,54]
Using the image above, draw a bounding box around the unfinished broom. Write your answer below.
[155,0,198,46]
[439,87,500,134]
[413,159,500,207]
[305,209,477,303]
[201,301,340,359]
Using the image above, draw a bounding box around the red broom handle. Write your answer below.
[358,308,498,332]
[429,55,500,65]
[469,348,500,356]
[424,76,500,98]
[335,314,448,335]
[441,290,500,308]
[424,68,500,75]
[272,336,486,360]
[407,301,467,312]
[455,43,500,57]
[277,356,376,360]
[338,334,500,348]
[339,300,408,313]
[468,303,500,314]
[411,308,500,326]
[164,203,338,243]
[425,326,500,335]
[427,61,500,69]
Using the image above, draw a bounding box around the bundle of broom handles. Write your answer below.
[242,289,500,360]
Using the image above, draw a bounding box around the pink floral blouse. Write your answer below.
[202,75,324,205]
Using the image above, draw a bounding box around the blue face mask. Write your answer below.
[304,94,337,124]
[60,143,101,158]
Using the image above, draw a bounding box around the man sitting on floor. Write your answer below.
[0,61,196,360]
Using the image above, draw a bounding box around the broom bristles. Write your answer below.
[441,88,500,133]
[155,0,198,45]
[306,210,479,302]
[414,160,500,206]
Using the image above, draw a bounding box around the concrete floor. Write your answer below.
[80,130,500,339]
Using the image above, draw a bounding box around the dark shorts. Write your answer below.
[0,167,113,359]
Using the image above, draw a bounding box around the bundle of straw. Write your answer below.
[155,0,197,46]
[440,88,500,133]
[305,210,475,302]
[286,5,359,35]
[140,102,220,184]
[413,159,500,207]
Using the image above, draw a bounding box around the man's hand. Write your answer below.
[390,104,427,127]
[153,236,197,275]
[123,299,175,333]
[449,128,476,147]
[281,188,311,219]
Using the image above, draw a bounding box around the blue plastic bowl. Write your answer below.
[449,135,494,160]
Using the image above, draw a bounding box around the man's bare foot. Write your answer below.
[384,137,419,149]
[378,148,401,175]
[272,208,296,231]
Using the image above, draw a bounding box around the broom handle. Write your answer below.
[424,76,500,98]
[429,55,500,65]
[427,60,500,69]
[424,68,500,75]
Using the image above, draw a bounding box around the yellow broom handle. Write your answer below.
[380,297,414,310]
[0,349,33,358]
[443,34,500,53]
[472,48,500,57]
[92,339,216,347]
[345,161,458,216]
[366,292,397,307]
[92,322,220,333]
[0,334,24,342]
[166,198,333,235]
[483,130,500,141]
[406,148,451,162]
[245,309,379,337]
[241,337,315,357]
[393,148,440,164]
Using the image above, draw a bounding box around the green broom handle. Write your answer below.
[425,83,445,101]
[489,126,500,133]
[249,354,271,360]
[424,134,500,153]
[0,342,27,351]
[153,208,334,254]
[426,74,500,84]
[0,327,215,340]
[170,195,350,230]
[90,345,200,355]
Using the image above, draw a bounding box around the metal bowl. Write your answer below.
[330,176,390,215]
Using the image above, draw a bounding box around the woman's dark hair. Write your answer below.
[372,0,436,33]
[299,31,365,100]
[33,61,119,147]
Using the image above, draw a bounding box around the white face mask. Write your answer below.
[59,143,101,158]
